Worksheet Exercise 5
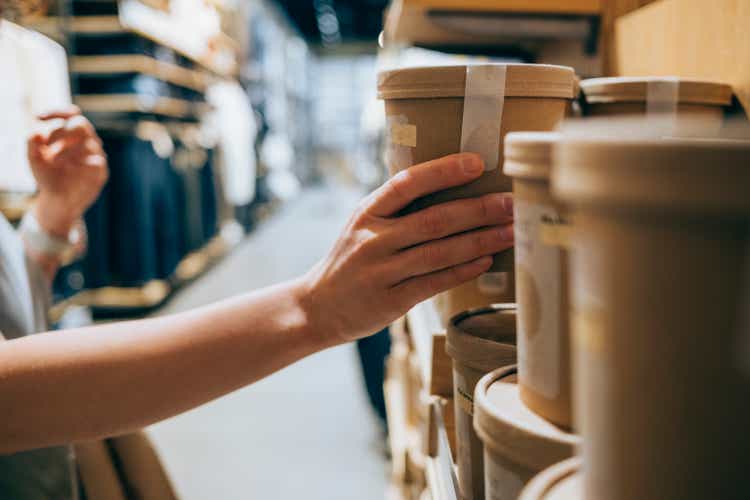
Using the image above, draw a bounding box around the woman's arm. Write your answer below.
[0,152,514,453]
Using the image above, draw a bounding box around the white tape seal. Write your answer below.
[460,65,507,171]
[647,77,680,135]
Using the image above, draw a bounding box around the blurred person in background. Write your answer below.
[0,3,515,499]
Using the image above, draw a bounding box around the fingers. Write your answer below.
[387,193,513,249]
[36,105,81,121]
[27,134,46,164]
[365,153,484,217]
[52,138,102,166]
[39,136,105,172]
[388,224,513,282]
[44,115,98,147]
[392,256,493,306]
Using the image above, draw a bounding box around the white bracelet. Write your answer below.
[19,211,83,266]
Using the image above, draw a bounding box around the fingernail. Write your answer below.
[460,154,483,175]
[476,256,493,268]
[499,224,514,241]
[503,195,513,215]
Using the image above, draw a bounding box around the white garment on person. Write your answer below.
[206,80,257,205]
[0,21,71,193]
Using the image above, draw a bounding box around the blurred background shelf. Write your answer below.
[70,55,210,92]
[73,94,207,118]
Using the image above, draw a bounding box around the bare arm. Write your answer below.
[0,279,319,453]
[0,152,514,454]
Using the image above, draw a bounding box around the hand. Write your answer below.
[299,153,514,344]
[28,106,108,238]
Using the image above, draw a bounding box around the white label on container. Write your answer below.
[390,122,417,147]
[385,115,414,175]
[477,272,509,296]
[515,199,565,399]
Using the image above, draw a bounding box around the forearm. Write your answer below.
[0,277,330,453]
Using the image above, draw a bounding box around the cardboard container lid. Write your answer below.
[504,132,559,181]
[518,458,582,500]
[579,77,733,106]
[445,304,517,372]
[377,64,577,100]
[473,366,579,471]
[554,138,750,214]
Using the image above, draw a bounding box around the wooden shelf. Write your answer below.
[406,299,445,390]
[74,94,209,119]
[71,55,210,92]
[118,0,238,77]
[23,15,125,38]
[384,0,600,47]
[23,9,237,78]
[424,399,460,500]
[393,0,601,15]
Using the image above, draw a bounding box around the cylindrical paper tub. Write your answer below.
[473,366,580,500]
[504,132,572,429]
[579,77,732,136]
[436,272,515,325]
[518,458,582,500]
[554,137,750,500]
[378,64,576,272]
[446,305,517,500]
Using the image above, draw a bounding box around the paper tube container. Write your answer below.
[518,458,582,500]
[580,77,732,137]
[446,305,517,500]
[504,132,573,429]
[554,137,750,500]
[377,64,576,272]
[473,366,580,500]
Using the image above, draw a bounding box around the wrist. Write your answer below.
[33,194,80,238]
[291,273,345,350]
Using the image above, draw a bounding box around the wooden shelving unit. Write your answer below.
[614,0,750,116]
[386,300,459,500]
[73,94,209,119]
[70,55,210,92]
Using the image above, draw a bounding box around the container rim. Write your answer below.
[473,366,580,471]
[377,63,577,100]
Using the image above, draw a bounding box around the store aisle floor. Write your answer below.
[146,184,388,500]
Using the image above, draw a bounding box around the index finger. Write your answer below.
[37,105,82,121]
[365,153,484,217]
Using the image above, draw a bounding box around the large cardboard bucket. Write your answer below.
[473,366,579,500]
[377,63,576,272]
[446,305,517,500]
[504,132,572,429]
[580,77,732,136]
[554,137,750,500]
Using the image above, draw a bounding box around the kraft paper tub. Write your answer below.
[378,63,576,272]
